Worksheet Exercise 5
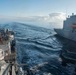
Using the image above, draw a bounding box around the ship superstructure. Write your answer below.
[0,29,16,75]
[0,29,31,75]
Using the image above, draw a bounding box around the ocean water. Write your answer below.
[0,22,76,75]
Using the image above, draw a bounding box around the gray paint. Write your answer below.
[55,14,76,41]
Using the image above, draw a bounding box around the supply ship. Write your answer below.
[54,13,76,63]
[55,13,76,42]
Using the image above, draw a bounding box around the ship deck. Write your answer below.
[0,64,16,75]
[0,47,16,75]
[0,54,16,75]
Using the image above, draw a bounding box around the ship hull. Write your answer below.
[54,29,76,42]
[54,28,76,63]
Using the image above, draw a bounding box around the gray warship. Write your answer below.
[0,29,28,75]
[55,13,76,41]
[54,13,76,63]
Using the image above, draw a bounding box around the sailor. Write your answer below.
[11,40,16,53]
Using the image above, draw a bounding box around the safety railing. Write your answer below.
[1,63,28,75]
[1,64,10,75]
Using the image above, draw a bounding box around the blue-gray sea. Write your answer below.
[0,22,76,75]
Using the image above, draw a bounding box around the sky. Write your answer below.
[0,0,76,28]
